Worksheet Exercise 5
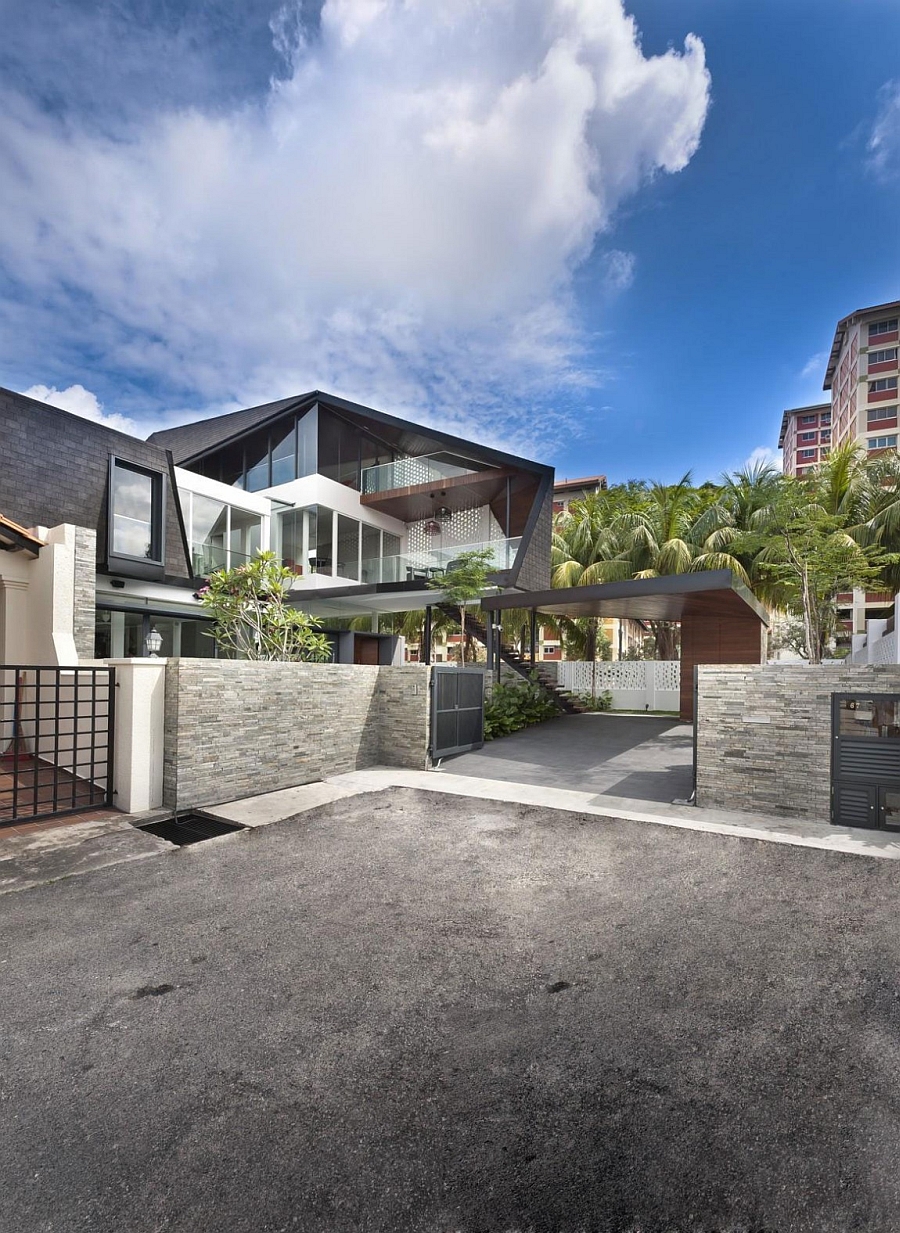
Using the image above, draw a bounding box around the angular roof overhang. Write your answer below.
[482,569,769,626]
[0,513,44,556]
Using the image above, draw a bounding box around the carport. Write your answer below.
[481,569,769,722]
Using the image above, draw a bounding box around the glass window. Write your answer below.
[229,507,262,566]
[361,524,381,582]
[270,420,296,487]
[869,319,899,338]
[383,532,401,558]
[297,407,317,478]
[314,506,333,575]
[244,428,271,491]
[870,378,898,393]
[191,494,228,573]
[868,406,897,424]
[838,697,900,739]
[111,460,162,560]
[336,514,360,580]
[318,410,341,483]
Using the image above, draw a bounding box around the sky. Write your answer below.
[1,0,899,485]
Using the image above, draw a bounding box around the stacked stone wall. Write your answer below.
[696,664,900,819]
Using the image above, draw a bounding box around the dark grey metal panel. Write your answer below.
[431,666,484,760]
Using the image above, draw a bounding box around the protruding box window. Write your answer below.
[109,458,164,563]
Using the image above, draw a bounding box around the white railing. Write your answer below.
[850,594,900,664]
[557,660,680,712]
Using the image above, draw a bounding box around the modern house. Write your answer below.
[0,386,553,665]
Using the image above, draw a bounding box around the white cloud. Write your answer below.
[742,446,782,474]
[599,249,636,292]
[867,80,900,180]
[801,351,827,380]
[0,0,710,450]
[22,384,137,435]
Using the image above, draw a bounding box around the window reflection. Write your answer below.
[838,697,900,739]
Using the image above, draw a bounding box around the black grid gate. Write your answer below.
[431,666,484,760]
[0,666,115,826]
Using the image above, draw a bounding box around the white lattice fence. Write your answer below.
[557,661,681,711]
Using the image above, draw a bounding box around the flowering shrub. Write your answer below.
[196,551,332,662]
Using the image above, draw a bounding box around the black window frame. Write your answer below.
[107,456,166,567]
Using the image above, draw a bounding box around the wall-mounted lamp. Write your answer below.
[144,626,163,658]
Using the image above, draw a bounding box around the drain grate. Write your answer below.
[139,813,246,846]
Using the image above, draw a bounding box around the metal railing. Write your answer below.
[361,453,483,495]
[0,666,115,825]
[359,538,521,585]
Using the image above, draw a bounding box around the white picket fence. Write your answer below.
[557,660,681,712]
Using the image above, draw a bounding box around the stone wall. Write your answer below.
[696,663,900,819]
[163,659,430,809]
[73,527,97,660]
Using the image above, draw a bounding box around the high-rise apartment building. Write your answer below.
[778,402,832,477]
[825,300,899,457]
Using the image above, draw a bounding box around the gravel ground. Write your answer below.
[2,787,900,1233]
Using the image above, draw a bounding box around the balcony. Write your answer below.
[360,538,521,586]
[191,543,255,577]
[359,453,514,521]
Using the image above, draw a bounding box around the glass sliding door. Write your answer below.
[336,514,360,581]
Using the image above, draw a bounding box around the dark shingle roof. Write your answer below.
[147,393,315,463]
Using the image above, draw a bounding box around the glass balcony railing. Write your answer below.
[361,453,484,495]
[191,543,255,576]
[359,538,521,585]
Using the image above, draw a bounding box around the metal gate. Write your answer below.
[431,666,484,760]
[0,666,115,826]
[831,693,900,829]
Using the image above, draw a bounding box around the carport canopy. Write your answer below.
[482,569,769,721]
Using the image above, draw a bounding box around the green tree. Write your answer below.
[428,548,496,665]
[744,482,893,663]
[197,551,332,662]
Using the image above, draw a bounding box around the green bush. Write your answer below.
[483,675,561,740]
[575,690,612,712]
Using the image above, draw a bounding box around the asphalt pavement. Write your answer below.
[2,787,899,1232]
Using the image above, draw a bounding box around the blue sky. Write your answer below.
[2,0,899,484]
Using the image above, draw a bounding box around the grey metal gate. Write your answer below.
[0,666,115,826]
[831,693,900,829]
[431,666,484,760]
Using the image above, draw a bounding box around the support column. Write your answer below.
[423,606,432,666]
[529,608,537,667]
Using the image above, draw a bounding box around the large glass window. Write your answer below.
[244,428,271,492]
[110,460,163,561]
[191,494,228,573]
[229,507,261,565]
[270,421,296,487]
[337,514,360,581]
[361,524,381,582]
[314,506,333,575]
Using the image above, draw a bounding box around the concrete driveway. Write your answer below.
[445,712,694,803]
[3,786,900,1232]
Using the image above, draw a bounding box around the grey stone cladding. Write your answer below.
[696,663,900,819]
[73,527,97,660]
[163,660,430,809]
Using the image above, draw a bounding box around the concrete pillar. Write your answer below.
[107,659,166,814]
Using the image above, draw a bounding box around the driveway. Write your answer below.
[445,712,694,803]
[2,787,900,1232]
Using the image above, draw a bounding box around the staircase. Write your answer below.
[436,604,587,715]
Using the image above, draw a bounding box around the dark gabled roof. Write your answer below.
[147,393,311,464]
[553,474,607,492]
[145,388,553,478]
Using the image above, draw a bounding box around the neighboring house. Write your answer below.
[825,300,899,460]
[552,473,607,514]
[0,386,553,665]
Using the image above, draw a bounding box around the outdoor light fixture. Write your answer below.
[144,626,163,657]
[424,520,442,535]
